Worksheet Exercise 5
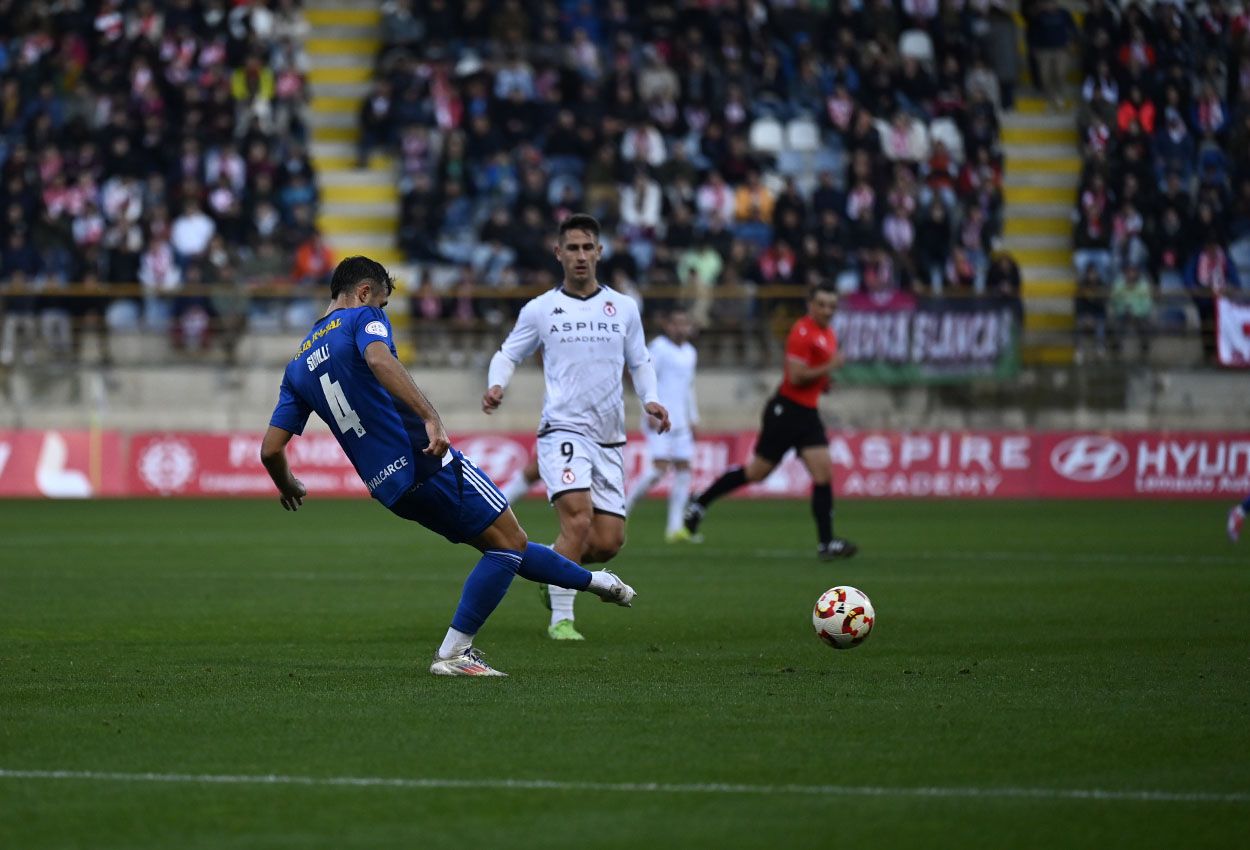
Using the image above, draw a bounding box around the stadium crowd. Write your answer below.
[1068,0,1250,363]
[0,0,317,369]
[367,0,1024,331]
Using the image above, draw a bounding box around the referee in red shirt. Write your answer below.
[683,282,857,559]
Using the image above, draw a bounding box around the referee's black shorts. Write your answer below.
[753,394,829,464]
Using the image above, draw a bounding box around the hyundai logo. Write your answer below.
[1050,436,1130,482]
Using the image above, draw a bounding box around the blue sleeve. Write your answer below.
[270,373,313,435]
[353,307,395,357]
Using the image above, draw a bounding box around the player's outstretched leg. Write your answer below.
[430,549,520,677]
[683,466,746,536]
[624,463,663,517]
[665,464,697,543]
[683,457,766,537]
[1229,494,1250,542]
[519,542,635,606]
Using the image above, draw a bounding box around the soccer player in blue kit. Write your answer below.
[260,256,637,677]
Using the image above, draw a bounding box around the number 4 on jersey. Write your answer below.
[320,373,366,437]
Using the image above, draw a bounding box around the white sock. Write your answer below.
[548,584,577,625]
[624,464,663,515]
[500,474,531,503]
[668,468,692,534]
[437,627,474,659]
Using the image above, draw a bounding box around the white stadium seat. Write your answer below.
[748,117,785,154]
[786,118,821,152]
[899,29,934,65]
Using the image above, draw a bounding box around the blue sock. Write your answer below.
[450,549,521,635]
[519,543,592,590]
[1242,495,1250,512]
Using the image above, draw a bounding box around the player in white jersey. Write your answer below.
[483,214,670,641]
[623,307,701,542]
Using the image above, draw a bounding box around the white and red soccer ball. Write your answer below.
[812,586,875,649]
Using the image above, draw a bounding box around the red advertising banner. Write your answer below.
[1036,431,1250,499]
[128,432,369,497]
[2,429,1246,499]
[0,429,125,498]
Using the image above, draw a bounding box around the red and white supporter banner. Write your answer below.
[2,429,1247,499]
[1217,296,1250,367]
[0,430,125,498]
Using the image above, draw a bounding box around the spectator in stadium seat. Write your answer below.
[1028,0,1078,108]
[987,252,1023,316]
[881,110,931,164]
[1074,263,1109,362]
[1117,84,1156,135]
[0,231,43,369]
[1081,58,1119,124]
[357,80,394,168]
[171,199,216,267]
[232,52,277,136]
[985,1,1021,110]
[291,228,334,291]
[1074,173,1113,280]
[1109,260,1154,360]
[138,224,182,328]
[1185,235,1242,362]
[914,199,953,292]
[733,170,776,247]
[679,237,725,329]
[1192,82,1228,141]
[1155,107,1196,185]
[381,0,424,59]
[696,171,736,228]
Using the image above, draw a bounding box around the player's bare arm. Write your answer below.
[644,401,671,433]
[482,384,505,413]
[363,340,450,456]
[259,426,307,511]
[785,355,838,386]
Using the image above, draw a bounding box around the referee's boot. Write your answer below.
[818,538,858,560]
[682,501,706,536]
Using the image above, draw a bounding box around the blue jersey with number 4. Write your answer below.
[268,306,442,506]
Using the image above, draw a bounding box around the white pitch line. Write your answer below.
[684,549,1243,566]
[0,769,1246,804]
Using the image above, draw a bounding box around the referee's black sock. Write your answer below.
[812,483,833,545]
[696,466,747,507]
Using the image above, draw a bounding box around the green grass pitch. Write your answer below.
[1,497,1247,849]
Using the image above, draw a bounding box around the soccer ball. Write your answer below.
[812,586,875,649]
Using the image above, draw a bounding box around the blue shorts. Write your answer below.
[387,448,509,544]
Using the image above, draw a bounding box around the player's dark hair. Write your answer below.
[808,280,838,300]
[330,255,393,298]
[558,213,601,244]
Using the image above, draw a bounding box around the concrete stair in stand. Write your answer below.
[1001,96,1081,365]
[304,2,410,357]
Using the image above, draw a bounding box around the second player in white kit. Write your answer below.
[623,307,701,541]
[483,214,669,641]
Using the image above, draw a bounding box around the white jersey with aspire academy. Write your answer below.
[497,286,654,444]
[648,335,698,431]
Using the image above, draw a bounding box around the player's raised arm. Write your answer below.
[260,425,307,511]
[363,341,450,456]
[484,300,542,413]
[624,302,670,434]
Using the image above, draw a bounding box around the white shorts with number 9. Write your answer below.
[537,431,626,518]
